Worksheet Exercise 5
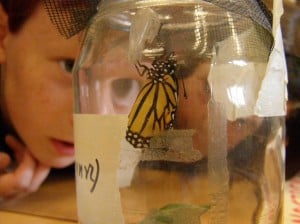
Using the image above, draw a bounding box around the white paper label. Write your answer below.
[74,114,128,224]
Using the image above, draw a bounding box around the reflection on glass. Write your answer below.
[73,1,285,224]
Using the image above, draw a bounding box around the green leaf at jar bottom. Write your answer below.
[139,203,210,224]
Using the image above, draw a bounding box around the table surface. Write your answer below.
[0,168,77,224]
[0,211,75,224]
[0,165,291,224]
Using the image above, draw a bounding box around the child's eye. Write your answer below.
[59,59,75,73]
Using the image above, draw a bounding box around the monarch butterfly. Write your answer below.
[126,52,178,148]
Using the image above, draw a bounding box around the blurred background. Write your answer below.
[282,0,300,180]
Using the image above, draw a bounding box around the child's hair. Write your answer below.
[0,0,40,33]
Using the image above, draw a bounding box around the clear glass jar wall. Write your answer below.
[73,1,284,223]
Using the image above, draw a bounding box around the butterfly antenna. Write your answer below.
[181,76,188,99]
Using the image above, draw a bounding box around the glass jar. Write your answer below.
[73,0,285,223]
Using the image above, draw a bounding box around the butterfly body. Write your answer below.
[126,53,178,148]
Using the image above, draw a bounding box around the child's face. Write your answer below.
[1,3,80,168]
[175,61,262,156]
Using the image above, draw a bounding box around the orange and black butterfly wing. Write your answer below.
[126,66,178,149]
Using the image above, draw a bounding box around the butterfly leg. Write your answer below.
[135,61,150,77]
